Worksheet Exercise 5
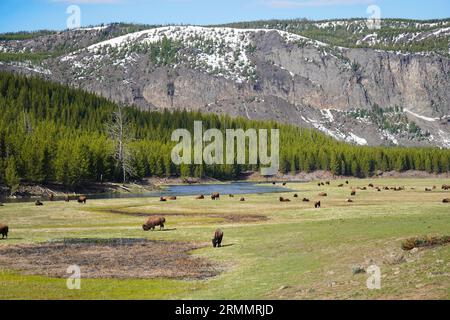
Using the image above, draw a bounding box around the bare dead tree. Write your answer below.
[106,104,134,183]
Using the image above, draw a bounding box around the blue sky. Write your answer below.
[0,0,449,33]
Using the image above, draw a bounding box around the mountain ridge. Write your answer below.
[0,19,449,147]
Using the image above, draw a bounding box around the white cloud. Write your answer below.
[262,0,375,8]
[51,0,125,4]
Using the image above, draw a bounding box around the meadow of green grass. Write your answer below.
[0,177,449,300]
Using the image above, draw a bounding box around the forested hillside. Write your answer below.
[0,72,449,189]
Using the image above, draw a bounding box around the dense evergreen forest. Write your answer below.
[0,71,449,190]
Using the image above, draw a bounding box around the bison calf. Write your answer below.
[211,192,220,200]
[212,229,223,248]
[143,216,166,231]
[77,196,87,204]
[0,224,8,239]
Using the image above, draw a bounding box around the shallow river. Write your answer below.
[2,181,296,203]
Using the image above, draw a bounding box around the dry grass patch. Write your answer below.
[0,238,220,280]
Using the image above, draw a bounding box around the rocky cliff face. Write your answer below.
[1,21,449,147]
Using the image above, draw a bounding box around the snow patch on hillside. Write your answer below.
[61,25,326,83]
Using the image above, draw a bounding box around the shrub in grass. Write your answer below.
[401,235,450,251]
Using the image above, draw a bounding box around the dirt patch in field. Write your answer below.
[108,209,268,223]
[0,238,220,280]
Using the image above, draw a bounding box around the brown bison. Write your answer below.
[78,196,87,204]
[425,188,432,192]
[351,190,356,196]
[240,197,246,202]
[279,197,290,202]
[195,195,205,200]
[368,183,374,188]
[229,194,234,198]
[338,184,344,187]
[314,201,321,208]
[302,198,310,202]
[49,193,54,201]
[64,194,70,202]
[345,181,349,184]
[443,198,450,203]
[160,197,167,202]
[168,196,177,200]
[325,181,330,185]
[293,194,298,198]
[0,224,8,239]
[212,229,223,248]
[282,182,287,186]
[346,199,354,203]
[442,184,450,190]
[35,200,43,206]
[211,192,220,200]
[143,216,166,231]
[318,192,327,197]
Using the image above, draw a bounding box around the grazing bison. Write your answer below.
[442,184,450,190]
[293,194,298,198]
[318,192,327,197]
[351,190,356,196]
[314,201,321,208]
[0,224,8,239]
[279,197,291,202]
[142,216,166,231]
[240,197,246,202]
[168,196,177,200]
[443,198,450,203]
[317,183,321,187]
[272,182,276,185]
[345,181,349,184]
[195,195,205,200]
[302,198,310,202]
[212,229,223,248]
[325,181,330,185]
[229,194,234,198]
[35,200,43,206]
[77,196,87,204]
[160,197,167,202]
[346,199,354,203]
[425,188,432,192]
[282,182,287,186]
[368,183,374,188]
[211,192,220,200]
[338,184,344,187]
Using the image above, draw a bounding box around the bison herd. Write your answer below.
[2,180,449,247]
